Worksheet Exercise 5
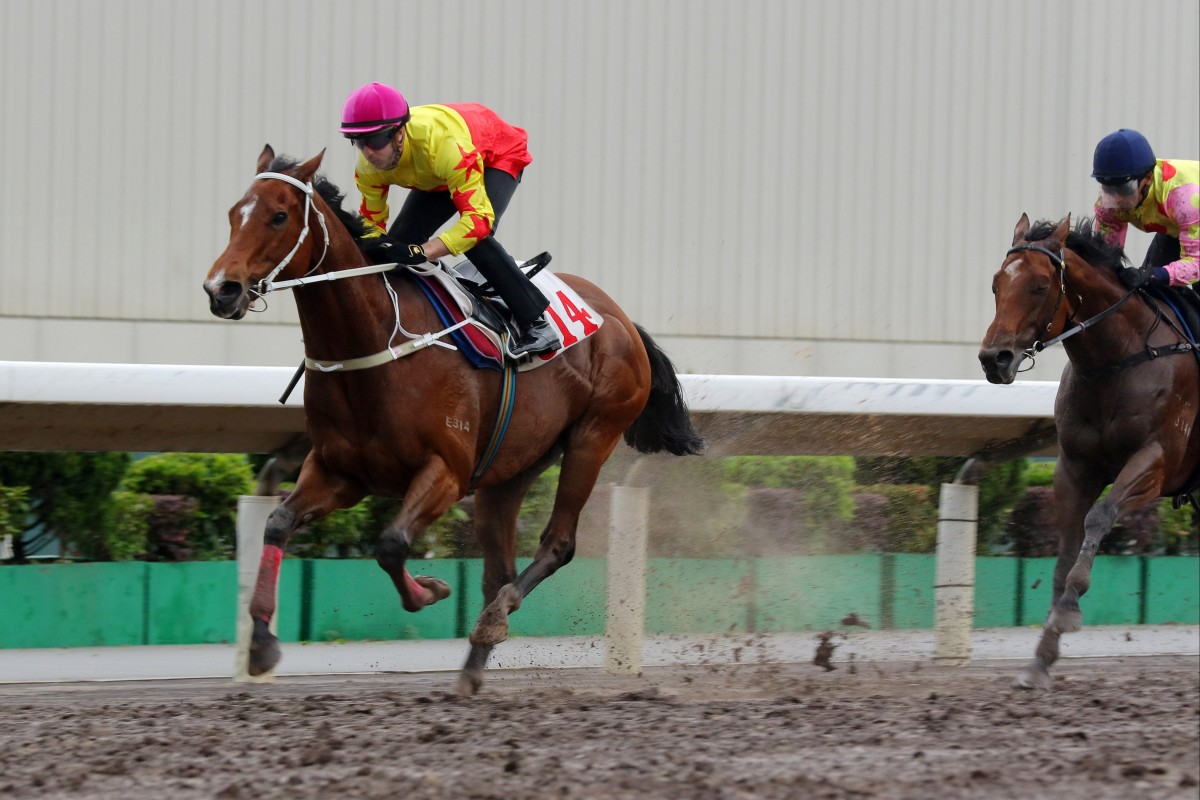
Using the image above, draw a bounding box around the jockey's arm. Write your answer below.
[421,237,451,262]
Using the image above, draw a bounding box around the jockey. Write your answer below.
[1090,129,1200,290]
[340,82,559,358]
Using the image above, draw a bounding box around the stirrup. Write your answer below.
[506,320,560,359]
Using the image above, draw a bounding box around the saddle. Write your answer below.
[449,252,553,343]
[406,252,602,373]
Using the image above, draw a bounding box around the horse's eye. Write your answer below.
[270,211,287,226]
[1031,284,1049,295]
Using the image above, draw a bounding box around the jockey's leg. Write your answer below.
[468,236,558,358]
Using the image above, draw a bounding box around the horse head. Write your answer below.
[978,213,1075,384]
[204,145,328,319]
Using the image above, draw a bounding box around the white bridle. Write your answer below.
[245,170,463,372]
[252,171,331,294]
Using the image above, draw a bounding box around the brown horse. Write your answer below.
[203,146,703,694]
[979,213,1199,689]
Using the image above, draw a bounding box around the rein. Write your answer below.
[252,171,466,373]
[255,170,521,485]
[1009,243,1194,377]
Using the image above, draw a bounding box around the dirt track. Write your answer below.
[0,656,1196,800]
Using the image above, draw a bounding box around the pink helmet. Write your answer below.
[339,82,410,136]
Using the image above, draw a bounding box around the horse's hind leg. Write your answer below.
[375,456,459,612]
[454,478,530,697]
[248,458,364,676]
[469,432,621,650]
[1050,447,1164,634]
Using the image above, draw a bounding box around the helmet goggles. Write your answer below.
[1097,176,1143,210]
[349,127,399,151]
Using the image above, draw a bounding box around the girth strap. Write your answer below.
[470,341,518,488]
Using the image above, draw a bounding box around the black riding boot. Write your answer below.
[468,236,560,358]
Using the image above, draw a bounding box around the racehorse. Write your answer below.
[204,146,704,694]
[979,213,1199,689]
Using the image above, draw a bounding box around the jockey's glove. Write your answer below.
[1119,264,1170,290]
[360,236,427,267]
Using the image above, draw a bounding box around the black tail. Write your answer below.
[623,325,706,456]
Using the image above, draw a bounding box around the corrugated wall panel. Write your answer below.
[1,0,1197,355]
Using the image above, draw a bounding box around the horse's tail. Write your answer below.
[623,324,706,456]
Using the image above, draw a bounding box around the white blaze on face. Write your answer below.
[239,197,257,227]
[204,270,226,294]
[1003,258,1025,278]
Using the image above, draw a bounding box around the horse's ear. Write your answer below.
[1052,214,1071,244]
[1012,213,1031,245]
[257,144,275,174]
[295,149,326,183]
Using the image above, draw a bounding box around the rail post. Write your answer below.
[934,482,977,664]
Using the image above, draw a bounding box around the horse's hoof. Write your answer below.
[455,669,483,697]
[248,631,281,676]
[1048,605,1083,634]
[414,575,451,603]
[1014,663,1053,690]
[469,605,510,647]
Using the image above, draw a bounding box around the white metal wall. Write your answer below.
[1,0,1197,376]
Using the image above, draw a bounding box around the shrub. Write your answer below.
[90,491,155,561]
[854,456,1026,553]
[0,452,131,559]
[0,484,30,561]
[723,456,855,523]
[1023,460,1056,487]
[122,454,254,559]
[291,502,373,559]
[143,495,202,561]
[853,484,939,553]
[1158,500,1199,555]
[1006,486,1058,557]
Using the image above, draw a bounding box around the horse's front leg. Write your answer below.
[376,456,459,612]
[248,455,364,676]
[1016,459,1098,689]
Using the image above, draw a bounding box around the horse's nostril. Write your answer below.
[217,282,243,302]
[994,351,1014,369]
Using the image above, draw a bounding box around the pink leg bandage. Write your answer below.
[251,545,284,622]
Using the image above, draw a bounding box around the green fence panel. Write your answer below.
[274,559,305,643]
[0,563,146,648]
[147,562,237,645]
[306,559,459,641]
[645,559,754,635]
[1018,558,1056,626]
[1084,556,1142,624]
[755,555,883,632]
[506,557,606,637]
[1019,556,1151,626]
[975,558,1019,628]
[1145,557,1200,624]
[890,554,935,629]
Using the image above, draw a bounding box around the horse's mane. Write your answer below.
[1025,218,1128,272]
[268,155,374,241]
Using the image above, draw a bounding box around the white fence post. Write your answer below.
[234,495,281,683]
[606,485,650,675]
[934,483,978,665]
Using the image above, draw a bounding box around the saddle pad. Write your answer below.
[412,263,603,373]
